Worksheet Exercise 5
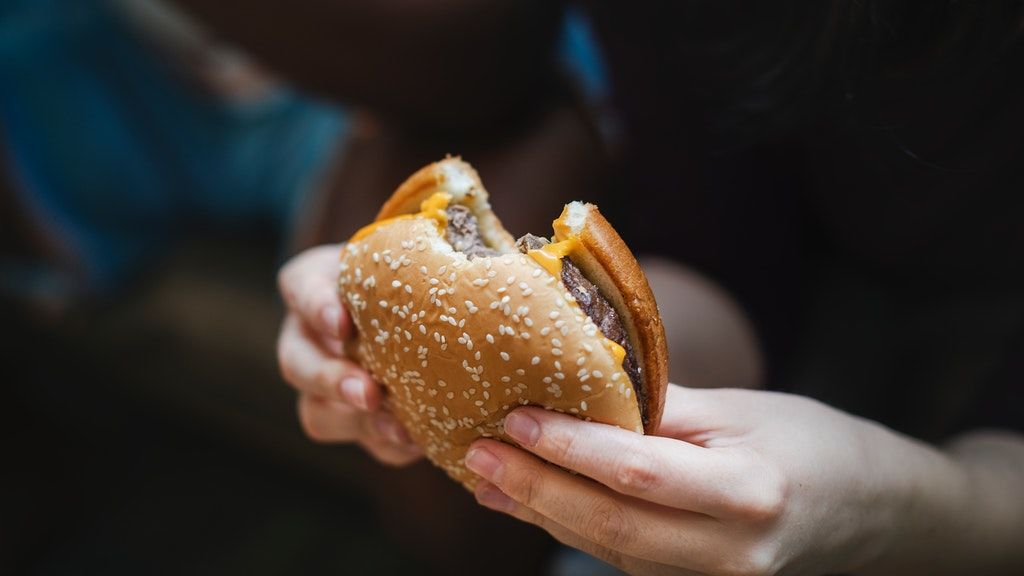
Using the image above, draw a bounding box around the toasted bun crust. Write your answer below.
[376,157,517,252]
[338,159,666,488]
[554,203,669,433]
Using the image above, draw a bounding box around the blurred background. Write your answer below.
[4,0,1024,574]
[2,1,611,573]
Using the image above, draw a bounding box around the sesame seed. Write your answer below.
[531,356,540,365]
[500,352,510,361]
[549,311,560,320]
[391,280,402,288]
[485,334,495,344]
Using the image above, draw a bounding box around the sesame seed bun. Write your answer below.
[338,157,668,488]
[553,202,668,433]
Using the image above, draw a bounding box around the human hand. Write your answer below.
[277,244,423,466]
[464,384,942,575]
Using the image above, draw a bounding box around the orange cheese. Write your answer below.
[526,237,580,277]
[350,192,452,242]
[604,339,627,367]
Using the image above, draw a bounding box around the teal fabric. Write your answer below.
[0,0,346,296]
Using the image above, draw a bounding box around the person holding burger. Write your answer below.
[263,2,1024,575]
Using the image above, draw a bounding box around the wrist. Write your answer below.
[852,422,977,576]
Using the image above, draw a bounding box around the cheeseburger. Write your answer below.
[338,158,667,488]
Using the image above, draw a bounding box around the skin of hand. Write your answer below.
[465,384,1024,576]
[277,244,423,466]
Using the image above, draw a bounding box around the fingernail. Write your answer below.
[340,377,368,410]
[504,411,540,447]
[476,482,514,512]
[465,447,503,481]
[321,305,341,336]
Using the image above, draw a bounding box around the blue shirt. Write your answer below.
[0,0,346,297]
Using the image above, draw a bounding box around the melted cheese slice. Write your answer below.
[350,192,452,242]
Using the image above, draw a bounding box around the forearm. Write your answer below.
[858,427,1024,576]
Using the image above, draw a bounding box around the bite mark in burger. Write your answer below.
[339,158,668,488]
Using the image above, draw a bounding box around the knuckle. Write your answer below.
[509,466,546,509]
[276,264,291,299]
[312,364,336,391]
[377,451,419,468]
[545,426,581,464]
[277,338,297,384]
[744,465,788,522]
[297,399,329,443]
[581,501,634,551]
[717,544,779,576]
[611,450,659,495]
[727,456,788,522]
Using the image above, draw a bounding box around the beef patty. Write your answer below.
[445,209,647,426]
[517,234,647,427]
[445,205,501,259]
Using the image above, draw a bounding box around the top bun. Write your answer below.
[338,157,667,488]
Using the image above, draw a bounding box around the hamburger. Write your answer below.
[338,157,668,488]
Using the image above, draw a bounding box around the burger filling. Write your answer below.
[445,205,502,258]
[444,207,648,426]
[517,234,648,427]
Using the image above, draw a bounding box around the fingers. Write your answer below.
[297,395,422,465]
[466,439,718,570]
[278,244,353,340]
[475,482,692,576]
[278,313,381,409]
[501,406,762,518]
[360,435,425,467]
[297,394,364,442]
